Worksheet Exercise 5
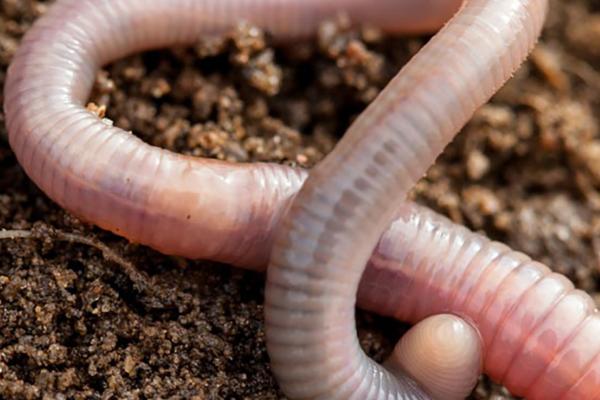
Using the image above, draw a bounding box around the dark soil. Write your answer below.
[1,0,599,398]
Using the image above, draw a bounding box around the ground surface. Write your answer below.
[1,0,600,398]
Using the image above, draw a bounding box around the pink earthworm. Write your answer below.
[263,0,586,399]
[359,203,600,400]
[3,0,461,269]
[4,0,597,399]
[2,0,478,397]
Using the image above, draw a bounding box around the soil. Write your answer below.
[1,0,600,398]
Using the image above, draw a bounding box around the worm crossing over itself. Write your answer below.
[4,0,600,399]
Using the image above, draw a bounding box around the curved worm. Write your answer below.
[3,0,460,269]
[265,0,554,399]
[5,0,597,399]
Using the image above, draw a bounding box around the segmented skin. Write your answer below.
[5,0,598,399]
[264,0,559,399]
[3,0,459,269]
[359,203,600,400]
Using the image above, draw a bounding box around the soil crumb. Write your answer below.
[1,0,600,399]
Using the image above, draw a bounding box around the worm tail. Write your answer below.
[359,203,600,399]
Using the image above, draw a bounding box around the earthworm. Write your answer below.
[358,203,600,400]
[264,0,572,399]
[2,0,477,397]
[4,0,596,399]
[3,0,461,269]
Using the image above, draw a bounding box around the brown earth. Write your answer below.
[1,0,600,398]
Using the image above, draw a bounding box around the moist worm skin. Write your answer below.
[5,0,595,399]
[360,203,600,400]
[265,0,554,399]
[3,0,460,269]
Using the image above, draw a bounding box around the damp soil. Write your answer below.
[1,0,600,398]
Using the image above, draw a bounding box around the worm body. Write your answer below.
[3,0,459,269]
[5,0,598,399]
[359,203,600,399]
[265,0,554,399]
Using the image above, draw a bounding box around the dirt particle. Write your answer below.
[466,150,490,181]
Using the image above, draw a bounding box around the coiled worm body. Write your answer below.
[5,0,598,399]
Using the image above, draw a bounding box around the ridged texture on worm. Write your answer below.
[10,0,597,398]
[266,0,549,399]
[3,0,459,269]
[359,203,600,399]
